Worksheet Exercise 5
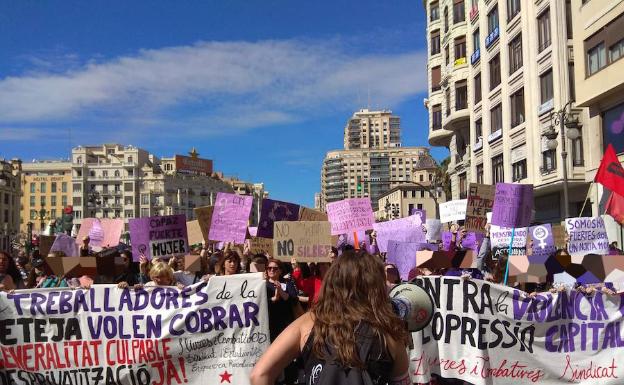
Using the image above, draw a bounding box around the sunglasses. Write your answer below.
[267,266,280,271]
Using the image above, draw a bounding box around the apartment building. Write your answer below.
[0,158,21,251]
[20,160,72,233]
[320,109,439,211]
[424,0,591,223]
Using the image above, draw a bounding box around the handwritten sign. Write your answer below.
[0,274,270,385]
[439,199,468,223]
[193,206,214,243]
[373,215,425,253]
[491,183,533,228]
[75,218,124,251]
[326,198,374,235]
[298,207,328,221]
[257,199,300,238]
[209,193,253,244]
[465,183,495,233]
[247,237,273,254]
[129,214,188,261]
[565,217,609,257]
[186,220,204,245]
[386,241,418,281]
[490,225,528,258]
[273,221,333,262]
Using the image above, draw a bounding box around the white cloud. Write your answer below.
[0,39,427,136]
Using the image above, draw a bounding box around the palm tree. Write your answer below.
[436,156,452,200]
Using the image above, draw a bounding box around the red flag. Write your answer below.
[595,144,624,197]
[606,191,624,225]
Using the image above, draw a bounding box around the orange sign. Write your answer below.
[175,155,213,175]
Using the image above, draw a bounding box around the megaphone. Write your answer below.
[389,283,434,332]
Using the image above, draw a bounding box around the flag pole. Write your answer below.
[579,182,594,217]
[503,227,515,286]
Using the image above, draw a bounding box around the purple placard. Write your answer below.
[373,215,425,253]
[411,209,427,223]
[129,214,188,261]
[326,198,374,235]
[386,241,418,281]
[491,183,533,228]
[248,227,258,237]
[50,234,79,257]
[257,199,300,238]
[529,224,556,258]
[441,231,482,251]
[209,192,253,244]
[417,243,439,251]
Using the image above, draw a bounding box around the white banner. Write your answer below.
[565,216,609,257]
[410,276,623,384]
[490,225,528,258]
[0,273,269,385]
[439,199,468,223]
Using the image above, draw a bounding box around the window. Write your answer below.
[488,5,499,34]
[538,8,551,52]
[61,182,67,193]
[431,66,441,92]
[509,34,522,73]
[30,196,35,207]
[51,196,57,206]
[489,54,501,90]
[492,155,504,184]
[420,174,424,182]
[432,105,442,129]
[445,44,450,65]
[585,42,607,77]
[610,39,624,63]
[430,1,440,21]
[141,194,150,205]
[73,183,81,192]
[140,208,150,217]
[74,210,82,219]
[572,130,584,166]
[475,118,482,139]
[453,0,465,24]
[491,104,502,133]
[540,70,554,104]
[114,170,120,177]
[40,196,46,206]
[507,0,520,20]
[125,210,134,218]
[455,81,468,110]
[476,164,484,184]
[102,170,108,177]
[542,149,557,172]
[30,210,37,220]
[76,156,82,164]
[30,182,35,193]
[444,7,449,32]
[124,182,133,192]
[512,159,527,181]
[51,182,57,193]
[431,30,441,55]
[566,0,573,39]
[473,29,480,52]
[510,88,525,127]
[474,73,482,104]
[40,182,46,193]
[127,156,133,163]
[62,196,67,206]
[454,36,466,60]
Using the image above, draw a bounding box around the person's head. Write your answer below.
[329,247,338,262]
[248,254,268,273]
[266,258,283,281]
[0,251,11,273]
[384,263,400,284]
[120,250,132,267]
[217,251,241,276]
[308,262,320,278]
[149,261,175,286]
[82,236,90,246]
[611,241,619,249]
[311,251,408,368]
[298,262,311,279]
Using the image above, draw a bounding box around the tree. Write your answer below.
[436,156,452,200]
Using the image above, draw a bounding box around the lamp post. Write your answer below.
[542,100,582,220]
[384,198,391,220]
[26,222,33,254]
[412,180,443,219]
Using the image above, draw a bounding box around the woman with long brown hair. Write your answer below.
[250,251,410,385]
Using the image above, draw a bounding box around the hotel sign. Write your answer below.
[175,155,213,176]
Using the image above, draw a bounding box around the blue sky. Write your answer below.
[0,0,448,207]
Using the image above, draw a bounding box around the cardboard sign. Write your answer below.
[193,206,214,243]
[184,254,202,272]
[490,225,528,258]
[257,199,300,238]
[76,218,124,251]
[273,221,333,262]
[186,220,205,246]
[565,216,609,257]
[247,237,273,254]
[209,193,253,244]
[45,256,97,277]
[298,207,328,221]
[425,219,442,241]
[386,241,419,281]
[439,199,468,223]
[373,215,426,253]
[491,183,533,228]
[50,234,79,257]
[326,198,374,235]
[465,183,495,233]
[129,214,188,261]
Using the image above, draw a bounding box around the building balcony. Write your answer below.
[428,127,453,147]
[444,107,470,131]
[485,26,499,49]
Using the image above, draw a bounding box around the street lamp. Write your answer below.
[542,100,582,220]
[384,198,391,220]
[412,180,443,219]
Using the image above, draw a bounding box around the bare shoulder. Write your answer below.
[296,312,315,350]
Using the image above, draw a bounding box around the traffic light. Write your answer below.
[356,176,362,192]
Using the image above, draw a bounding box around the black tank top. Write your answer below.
[299,322,394,385]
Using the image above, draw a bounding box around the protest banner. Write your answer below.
[273,221,333,262]
[326,198,374,235]
[193,206,214,243]
[298,207,328,221]
[129,214,188,261]
[386,241,418,281]
[257,199,300,238]
[373,215,426,253]
[491,183,534,228]
[565,216,609,257]
[426,219,442,241]
[490,225,528,258]
[247,237,273,254]
[528,224,556,258]
[409,276,624,384]
[209,193,253,244]
[439,199,468,223]
[76,218,124,251]
[0,273,269,385]
[465,183,495,233]
[186,220,204,246]
[50,233,79,257]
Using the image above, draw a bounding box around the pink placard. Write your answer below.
[76,218,124,251]
[326,198,374,236]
